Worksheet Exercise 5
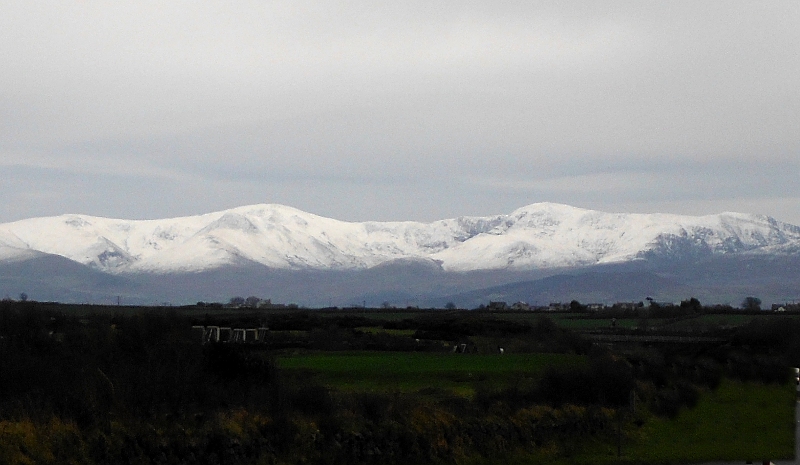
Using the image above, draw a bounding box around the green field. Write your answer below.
[559,380,797,465]
[462,311,661,330]
[319,311,424,321]
[276,351,587,395]
[278,351,796,464]
[354,326,417,336]
[457,380,797,465]
[552,317,660,330]
[627,380,795,463]
[659,313,800,330]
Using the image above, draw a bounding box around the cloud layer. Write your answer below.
[2,1,798,223]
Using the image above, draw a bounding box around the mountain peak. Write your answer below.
[0,203,797,274]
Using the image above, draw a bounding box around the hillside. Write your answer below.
[2,203,798,274]
[2,203,799,306]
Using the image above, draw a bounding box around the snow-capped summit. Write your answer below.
[1,203,799,274]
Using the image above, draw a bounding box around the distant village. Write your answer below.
[211,294,800,313]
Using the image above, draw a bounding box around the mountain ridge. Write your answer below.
[2,202,799,275]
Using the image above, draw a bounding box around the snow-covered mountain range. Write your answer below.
[2,203,799,275]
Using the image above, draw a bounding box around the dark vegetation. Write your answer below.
[0,299,796,464]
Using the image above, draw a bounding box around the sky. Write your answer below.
[1,1,799,225]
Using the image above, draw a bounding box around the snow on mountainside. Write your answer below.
[1,203,799,274]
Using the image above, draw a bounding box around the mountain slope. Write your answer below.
[1,203,799,275]
[435,254,800,309]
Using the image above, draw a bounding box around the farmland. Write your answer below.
[276,351,587,394]
[0,300,797,464]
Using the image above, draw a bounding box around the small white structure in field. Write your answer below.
[232,328,246,343]
[204,326,220,343]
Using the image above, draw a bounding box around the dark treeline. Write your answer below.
[0,301,795,464]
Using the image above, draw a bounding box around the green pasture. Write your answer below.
[563,380,797,465]
[439,311,658,330]
[552,318,658,330]
[626,380,795,463]
[269,330,310,337]
[492,312,662,330]
[319,311,423,321]
[479,312,581,323]
[354,327,417,336]
[276,351,586,395]
[464,380,796,465]
[660,313,800,330]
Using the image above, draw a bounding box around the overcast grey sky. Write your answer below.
[1,1,798,224]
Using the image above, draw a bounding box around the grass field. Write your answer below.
[278,350,796,464]
[474,312,663,330]
[659,313,800,330]
[319,311,425,321]
[552,318,658,330]
[276,351,587,395]
[561,380,797,464]
[626,380,795,463]
[354,327,417,336]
